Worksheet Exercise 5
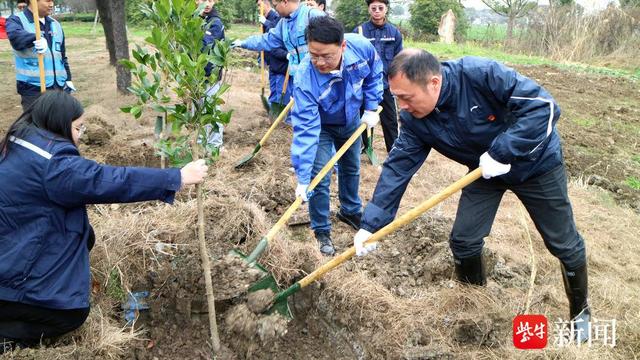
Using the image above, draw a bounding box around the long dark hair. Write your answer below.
[0,91,84,161]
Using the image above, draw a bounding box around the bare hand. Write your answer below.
[180,159,208,186]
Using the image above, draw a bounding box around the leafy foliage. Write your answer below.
[409,0,468,40]
[335,0,370,32]
[121,0,233,166]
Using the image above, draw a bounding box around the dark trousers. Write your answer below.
[0,300,89,343]
[362,88,399,153]
[20,94,41,112]
[449,165,586,270]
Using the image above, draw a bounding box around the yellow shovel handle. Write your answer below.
[281,68,290,95]
[259,3,265,90]
[258,98,294,147]
[299,167,483,288]
[30,0,46,93]
[264,105,383,242]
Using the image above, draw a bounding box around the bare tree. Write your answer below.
[482,0,538,42]
[95,0,131,93]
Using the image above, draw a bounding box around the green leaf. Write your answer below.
[131,105,142,119]
[120,105,133,113]
[119,59,137,70]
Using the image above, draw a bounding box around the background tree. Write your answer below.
[95,0,131,93]
[409,0,468,40]
[481,0,537,42]
[619,0,640,7]
[335,0,369,32]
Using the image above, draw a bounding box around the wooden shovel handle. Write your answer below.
[30,0,46,93]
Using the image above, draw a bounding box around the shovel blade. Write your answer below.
[234,143,261,169]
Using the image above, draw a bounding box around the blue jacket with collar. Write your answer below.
[353,21,403,89]
[0,127,181,310]
[291,33,383,184]
[361,56,563,233]
[261,9,288,75]
[6,9,72,96]
[241,4,325,77]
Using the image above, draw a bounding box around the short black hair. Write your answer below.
[0,91,84,160]
[388,49,441,85]
[17,0,27,4]
[305,16,344,45]
[315,0,326,8]
[366,0,388,5]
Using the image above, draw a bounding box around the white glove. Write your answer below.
[295,183,309,202]
[286,53,291,61]
[354,229,377,256]
[479,152,511,179]
[33,38,47,54]
[361,110,380,129]
[231,39,244,48]
[65,81,76,93]
[259,15,267,24]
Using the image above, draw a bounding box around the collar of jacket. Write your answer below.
[314,43,361,87]
[204,8,220,20]
[366,20,388,30]
[22,8,51,25]
[435,64,455,111]
[285,4,302,20]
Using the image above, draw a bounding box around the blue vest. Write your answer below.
[13,12,67,88]
[282,5,313,76]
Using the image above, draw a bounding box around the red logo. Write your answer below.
[487,114,496,122]
[513,314,548,349]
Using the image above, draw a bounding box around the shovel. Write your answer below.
[30,0,46,93]
[363,128,379,166]
[265,167,484,318]
[235,98,294,169]
[231,107,383,303]
[259,3,270,112]
[269,68,290,118]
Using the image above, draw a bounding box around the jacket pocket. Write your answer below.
[0,216,47,288]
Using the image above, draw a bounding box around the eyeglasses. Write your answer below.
[74,124,87,137]
[369,5,386,12]
[310,52,338,64]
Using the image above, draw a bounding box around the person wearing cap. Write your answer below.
[353,49,591,343]
[354,0,403,153]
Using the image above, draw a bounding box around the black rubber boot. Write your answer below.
[561,262,591,342]
[315,231,336,256]
[454,255,486,286]
[336,210,361,231]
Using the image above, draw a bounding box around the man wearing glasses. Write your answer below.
[355,0,403,153]
[232,0,325,81]
[291,16,383,255]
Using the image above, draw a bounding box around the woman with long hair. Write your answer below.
[0,91,208,350]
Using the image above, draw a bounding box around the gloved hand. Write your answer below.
[65,81,76,93]
[295,183,310,202]
[361,110,380,129]
[231,39,244,49]
[259,15,267,24]
[286,53,291,61]
[180,159,209,186]
[354,229,377,256]
[33,38,47,54]
[479,152,511,179]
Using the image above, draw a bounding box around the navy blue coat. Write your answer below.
[0,128,181,309]
[6,8,72,96]
[353,21,402,89]
[261,9,288,75]
[203,8,225,78]
[361,57,563,233]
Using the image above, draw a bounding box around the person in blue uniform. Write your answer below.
[292,16,383,255]
[354,0,403,152]
[353,49,591,342]
[0,91,208,350]
[257,0,291,110]
[7,0,75,110]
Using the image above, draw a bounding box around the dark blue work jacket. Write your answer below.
[361,57,563,233]
[0,127,181,309]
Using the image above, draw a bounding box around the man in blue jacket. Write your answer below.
[293,16,383,255]
[231,0,325,83]
[7,0,74,110]
[354,0,402,153]
[353,49,590,342]
[257,0,291,111]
